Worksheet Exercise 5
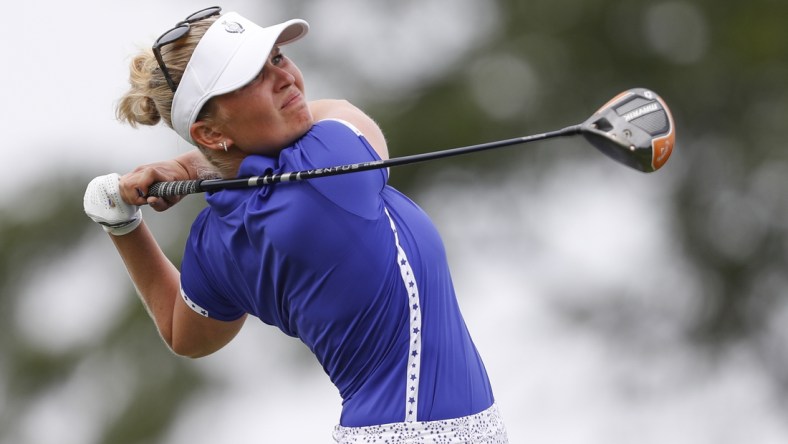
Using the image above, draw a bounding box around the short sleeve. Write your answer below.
[180,210,247,321]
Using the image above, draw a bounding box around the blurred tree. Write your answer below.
[368,0,788,390]
[0,179,203,443]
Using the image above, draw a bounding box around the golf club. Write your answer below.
[147,87,675,198]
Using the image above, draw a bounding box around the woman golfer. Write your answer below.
[84,7,508,443]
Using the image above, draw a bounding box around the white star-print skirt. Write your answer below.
[332,403,508,443]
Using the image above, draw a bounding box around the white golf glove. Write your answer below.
[83,173,142,236]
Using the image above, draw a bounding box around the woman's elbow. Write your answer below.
[169,335,220,358]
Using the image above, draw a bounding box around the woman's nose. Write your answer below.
[269,64,294,90]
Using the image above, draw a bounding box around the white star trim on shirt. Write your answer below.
[384,208,422,423]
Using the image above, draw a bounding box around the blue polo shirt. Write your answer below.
[180,119,494,427]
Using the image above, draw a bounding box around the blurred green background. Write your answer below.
[2,0,787,442]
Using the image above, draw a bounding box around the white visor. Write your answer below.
[171,12,309,145]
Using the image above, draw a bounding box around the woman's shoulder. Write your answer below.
[308,100,388,161]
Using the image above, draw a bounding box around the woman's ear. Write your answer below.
[190,121,228,152]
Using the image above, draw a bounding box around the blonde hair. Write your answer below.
[116,18,234,175]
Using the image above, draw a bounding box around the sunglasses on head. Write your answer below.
[152,6,222,92]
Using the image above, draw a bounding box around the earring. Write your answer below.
[220,141,228,152]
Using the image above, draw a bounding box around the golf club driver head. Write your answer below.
[580,88,675,172]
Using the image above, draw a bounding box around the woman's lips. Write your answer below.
[281,91,302,109]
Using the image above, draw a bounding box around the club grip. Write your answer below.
[147,180,202,197]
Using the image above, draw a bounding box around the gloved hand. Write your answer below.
[83,173,142,236]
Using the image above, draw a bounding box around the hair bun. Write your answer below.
[116,53,164,127]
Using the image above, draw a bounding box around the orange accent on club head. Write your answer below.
[594,91,633,114]
[651,95,675,171]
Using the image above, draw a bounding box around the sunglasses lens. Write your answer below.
[152,7,223,92]
[183,6,221,24]
[155,24,190,48]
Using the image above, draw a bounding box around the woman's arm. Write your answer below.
[309,100,389,161]
[111,221,246,358]
[85,170,244,357]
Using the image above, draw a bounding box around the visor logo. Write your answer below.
[223,20,245,34]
